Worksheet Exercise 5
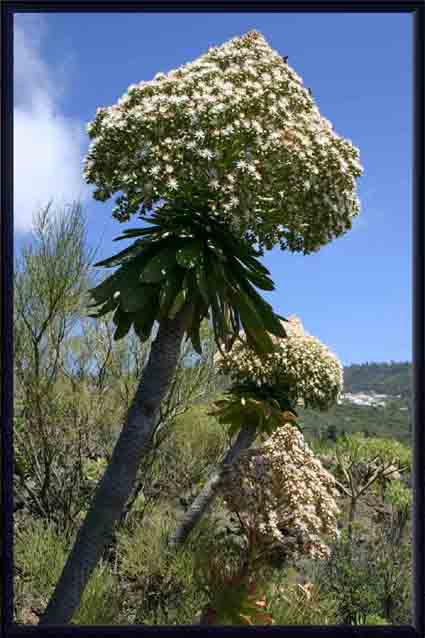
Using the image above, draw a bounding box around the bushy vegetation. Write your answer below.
[300,399,411,447]
[15,417,412,625]
[13,203,412,627]
[344,361,411,398]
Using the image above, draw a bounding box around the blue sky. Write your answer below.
[13,11,412,366]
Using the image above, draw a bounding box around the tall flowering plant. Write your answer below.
[85,30,363,353]
[43,31,361,625]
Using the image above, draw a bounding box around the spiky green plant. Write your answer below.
[210,382,298,438]
[89,203,287,355]
[196,554,274,625]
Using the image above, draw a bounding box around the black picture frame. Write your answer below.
[1,2,424,636]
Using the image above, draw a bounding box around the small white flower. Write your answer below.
[167,178,178,190]
[199,148,215,160]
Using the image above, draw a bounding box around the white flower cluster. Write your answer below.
[216,316,343,411]
[84,30,363,253]
[221,423,340,563]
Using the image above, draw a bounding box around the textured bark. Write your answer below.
[41,306,192,625]
[168,423,258,549]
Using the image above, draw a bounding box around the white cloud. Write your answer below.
[14,15,89,233]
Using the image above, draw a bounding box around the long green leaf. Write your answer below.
[235,276,286,338]
[228,289,275,353]
[176,240,203,269]
[89,268,132,305]
[90,246,160,304]
[120,283,157,313]
[230,258,275,291]
[204,256,229,348]
[87,297,118,318]
[140,246,179,283]
[94,240,145,268]
[133,295,159,341]
[112,308,133,340]
[168,289,186,320]
[113,226,160,240]
[217,234,269,274]
[195,264,210,307]
[187,306,204,355]
[158,269,185,319]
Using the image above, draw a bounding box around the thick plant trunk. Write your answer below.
[168,424,257,549]
[41,306,191,625]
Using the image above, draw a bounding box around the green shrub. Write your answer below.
[74,562,120,625]
[316,533,380,624]
[14,517,120,624]
[265,570,337,625]
[15,518,68,612]
[149,403,228,500]
[351,611,390,625]
[115,504,208,624]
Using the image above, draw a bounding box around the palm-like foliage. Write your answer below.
[88,201,287,355]
[210,381,298,438]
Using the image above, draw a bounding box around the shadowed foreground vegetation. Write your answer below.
[14,397,412,626]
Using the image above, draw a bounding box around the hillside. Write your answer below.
[212,361,413,445]
[343,361,412,398]
[299,362,412,445]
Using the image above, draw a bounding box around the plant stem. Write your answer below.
[40,305,192,624]
[168,423,257,549]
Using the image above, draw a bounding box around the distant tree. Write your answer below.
[15,202,93,383]
[343,361,411,397]
[14,202,96,530]
[331,434,410,541]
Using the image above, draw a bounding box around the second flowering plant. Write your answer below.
[215,315,344,413]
